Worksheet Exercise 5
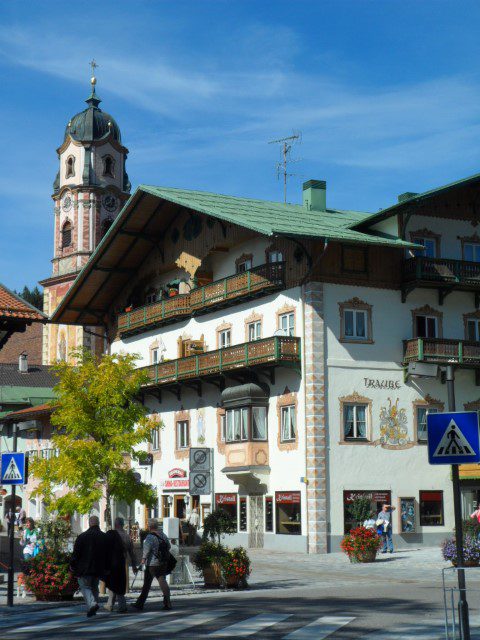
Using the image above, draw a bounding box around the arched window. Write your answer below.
[101,218,113,237]
[65,156,75,178]
[61,221,72,248]
[103,155,115,177]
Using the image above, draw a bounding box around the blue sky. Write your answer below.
[1,0,480,291]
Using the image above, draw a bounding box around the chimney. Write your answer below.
[303,180,326,211]
[397,192,418,203]
[19,353,28,374]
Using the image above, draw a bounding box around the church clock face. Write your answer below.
[62,194,72,212]
[103,194,117,213]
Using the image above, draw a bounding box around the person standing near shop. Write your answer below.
[132,519,172,611]
[5,507,14,536]
[70,515,109,617]
[377,503,396,554]
[187,507,200,546]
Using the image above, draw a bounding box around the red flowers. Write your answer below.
[341,526,382,562]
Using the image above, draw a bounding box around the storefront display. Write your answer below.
[215,493,238,528]
[239,497,247,531]
[276,491,301,535]
[343,490,391,533]
[265,496,273,532]
[420,490,444,526]
[399,497,416,533]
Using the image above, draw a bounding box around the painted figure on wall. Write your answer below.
[197,408,205,444]
[378,397,410,448]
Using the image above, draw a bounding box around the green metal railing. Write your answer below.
[403,338,480,366]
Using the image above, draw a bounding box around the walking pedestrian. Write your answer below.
[5,507,14,536]
[20,518,38,560]
[187,507,200,545]
[17,507,26,531]
[377,503,396,554]
[132,519,172,611]
[70,515,109,617]
[104,517,137,613]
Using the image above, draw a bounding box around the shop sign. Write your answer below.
[276,492,301,504]
[343,490,391,504]
[168,468,187,478]
[364,378,401,390]
[216,493,237,505]
[160,478,189,490]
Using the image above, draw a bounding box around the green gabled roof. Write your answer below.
[139,185,415,249]
[353,170,480,230]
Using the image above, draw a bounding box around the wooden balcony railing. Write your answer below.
[403,338,480,367]
[403,257,480,286]
[118,262,286,336]
[141,336,301,387]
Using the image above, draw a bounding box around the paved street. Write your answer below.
[2,547,480,638]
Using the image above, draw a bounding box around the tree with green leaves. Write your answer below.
[16,285,43,310]
[31,349,160,529]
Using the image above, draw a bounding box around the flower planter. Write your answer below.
[35,590,75,602]
[349,549,377,563]
[202,562,222,587]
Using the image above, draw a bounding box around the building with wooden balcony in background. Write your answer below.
[44,91,480,553]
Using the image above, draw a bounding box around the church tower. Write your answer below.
[41,66,130,363]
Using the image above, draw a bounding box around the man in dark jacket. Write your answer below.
[104,517,137,613]
[70,515,109,617]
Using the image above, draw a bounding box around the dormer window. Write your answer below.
[65,156,75,178]
[61,221,72,248]
[103,155,115,178]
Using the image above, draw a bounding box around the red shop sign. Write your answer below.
[343,490,391,504]
[168,468,187,478]
[276,492,301,504]
[216,493,237,505]
[161,478,189,490]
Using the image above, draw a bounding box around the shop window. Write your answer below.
[248,321,261,342]
[343,490,391,533]
[176,420,189,449]
[225,406,267,443]
[265,496,274,532]
[276,492,301,535]
[215,494,238,530]
[162,495,171,519]
[464,242,480,263]
[219,329,231,349]
[419,490,444,526]
[343,404,368,440]
[279,311,295,337]
[280,405,296,442]
[399,497,416,533]
[239,497,247,531]
[151,426,161,451]
[338,298,373,343]
[416,406,440,442]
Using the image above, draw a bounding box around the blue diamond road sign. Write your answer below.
[1,452,26,485]
[427,411,480,465]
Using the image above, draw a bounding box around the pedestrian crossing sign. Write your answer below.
[0,452,26,485]
[427,412,480,465]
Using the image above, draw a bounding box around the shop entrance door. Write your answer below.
[249,496,264,548]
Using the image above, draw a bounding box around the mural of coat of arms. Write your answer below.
[376,397,413,449]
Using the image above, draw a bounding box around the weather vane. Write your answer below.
[90,59,98,87]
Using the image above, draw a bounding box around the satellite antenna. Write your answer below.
[268,131,302,203]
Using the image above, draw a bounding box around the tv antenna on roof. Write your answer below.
[268,131,302,204]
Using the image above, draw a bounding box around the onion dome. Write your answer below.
[64,76,121,143]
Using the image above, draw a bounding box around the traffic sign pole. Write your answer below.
[7,423,18,608]
[447,365,470,640]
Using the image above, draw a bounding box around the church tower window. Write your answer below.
[62,221,72,248]
[103,155,115,177]
[65,156,75,178]
[102,218,113,237]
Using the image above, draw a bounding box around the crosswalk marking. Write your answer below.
[0,606,83,628]
[209,613,292,637]
[147,610,231,633]
[283,616,355,639]
[7,614,90,634]
[72,610,164,632]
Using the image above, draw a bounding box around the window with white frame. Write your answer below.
[220,413,226,442]
[280,405,296,442]
[464,243,480,263]
[344,309,367,340]
[415,314,438,338]
[279,312,294,337]
[176,420,189,449]
[152,348,159,365]
[252,406,267,440]
[237,258,252,273]
[268,250,283,263]
[466,318,480,341]
[219,329,231,348]
[343,404,368,440]
[413,237,437,258]
[416,406,439,442]
[248,321,261,341]
[151,426,161,450]
[225,406,267,442]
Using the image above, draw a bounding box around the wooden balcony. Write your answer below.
[402,257,480,305]
[140,336,301,392]
[118,262,286,337]
[403,338,480,368]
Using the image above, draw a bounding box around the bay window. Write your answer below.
[225,406,267,443]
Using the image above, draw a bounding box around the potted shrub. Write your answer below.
[442,536,480,567]
[347,496,373,528]
[192,540,226,587]
[23,517,78,601]
[341,526,382,563]
[221,546,251,588]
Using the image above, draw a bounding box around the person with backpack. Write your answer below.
[132,519,173,611]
